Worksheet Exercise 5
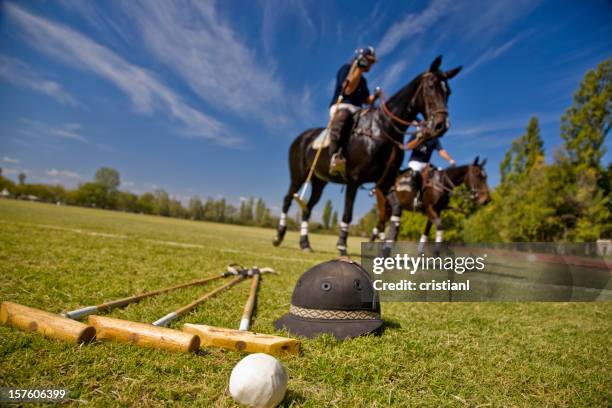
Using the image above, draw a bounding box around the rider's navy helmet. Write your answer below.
[355,46,377,67]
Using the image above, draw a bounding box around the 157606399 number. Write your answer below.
[0,388,69,402]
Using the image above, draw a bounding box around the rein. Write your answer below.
[378,72,449,143]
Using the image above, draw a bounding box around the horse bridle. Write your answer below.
[379,72,449,139]
[429,165,481,200]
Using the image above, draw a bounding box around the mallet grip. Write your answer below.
[1,301,96,344]
[89,315,199,353]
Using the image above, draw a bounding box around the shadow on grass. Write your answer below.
[281,388,306,406]
[380,318,402,335]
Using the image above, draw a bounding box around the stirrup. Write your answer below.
[330,153,346,175]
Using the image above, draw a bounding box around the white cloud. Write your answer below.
[377,0,452,58]
[46,168,82,179]
[118,0,296,129]
[5,3,241,148]
[453,112,560,138]
[51,123,88,143]
[0,55,78,106]
[20,118,90,144]
[2,167,20,176]
[463,33,526,75]
[3,156,20,164]
[376,60,408,91]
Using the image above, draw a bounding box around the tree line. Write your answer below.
[0,167,343,232]
[354,58,611,242]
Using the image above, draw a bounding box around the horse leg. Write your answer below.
[273,178,302,247]
[384,190,402,245]
[337,183,358,256]
[424,206,443,256]
[300,177,327,252]
[418,219,433,254]
[370,188,387,242]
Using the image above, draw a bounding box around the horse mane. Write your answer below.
[385,73,424,113]
[443,164,470,185]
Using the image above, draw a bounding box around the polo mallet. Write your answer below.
[182,267,301,355]
[63,270,239,320]
[293,95,343,211]
[239,267,276,331]
[152,267,250,327]
[88,265,251,353]
[0,266,241,346]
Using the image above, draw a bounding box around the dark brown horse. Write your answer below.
[371,158,491,253]
[273,56,461,256]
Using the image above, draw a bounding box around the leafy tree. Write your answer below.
[153,189,170,216]
[94,167,120,191]
[138,192,155,214]
[116,191,139,212]
[560,59,610,174]
[255,198,266,225]
[354,205,378,237]
[0,173,16,194]
[189,196,204,220]
[331,211,338,230]
[203,197,216,220]
[500,116,544,182]
[215,198,226,222]
[70,182,109,208]
[322,200,333,229]
[18,172,26,185]
[169,198,187,218]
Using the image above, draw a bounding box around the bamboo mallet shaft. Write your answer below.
[239,273,260,331]
[152,275,245,327]
[64,274,227,319]
[1,301,96,344]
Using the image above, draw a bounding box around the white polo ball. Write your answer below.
[229,353,288,408]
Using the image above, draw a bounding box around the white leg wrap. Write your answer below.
[379,232,386,240]
[279,212,287,227]
[300,221,308,236]
[372,227,379,235]
[436,230,443,243]
[340,222,349,232]
[390,215,401,226]
[419,234,428,243]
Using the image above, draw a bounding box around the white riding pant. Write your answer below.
[407,160,428,173]
[329,103,360,118]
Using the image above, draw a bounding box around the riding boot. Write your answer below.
[328,109,350,175]
[411,172,423,211]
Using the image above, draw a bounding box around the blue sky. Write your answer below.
[0,0,610,221]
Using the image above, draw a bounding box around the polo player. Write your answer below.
[328,46,381,175]
[404,133,456,209]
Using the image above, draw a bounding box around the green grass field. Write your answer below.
[1,200,610,407]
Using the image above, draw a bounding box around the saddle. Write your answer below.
[311,108,380,150]
[395,165,440,193]
[351,108,382,138]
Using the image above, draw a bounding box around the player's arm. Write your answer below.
[439,149,456,166]
[366,87,381,106]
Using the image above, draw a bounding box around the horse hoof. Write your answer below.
[272,237,282,247]
[301,246,314,253]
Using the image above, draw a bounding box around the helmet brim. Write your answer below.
[274,313,382,340]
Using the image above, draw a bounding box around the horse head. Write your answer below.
[467,156,491,205]
[417,55,462,138]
